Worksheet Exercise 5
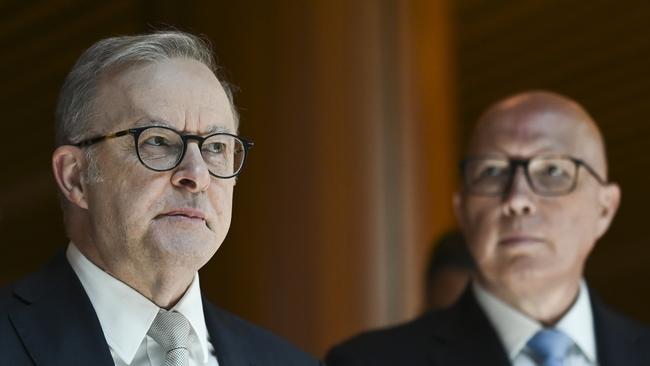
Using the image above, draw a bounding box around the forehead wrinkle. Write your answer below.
[127,105,232,134]
[130,117,231,135]
[100,59,235,136]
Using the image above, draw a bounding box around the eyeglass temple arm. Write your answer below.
[575,159,608,185]
[74,130,131,147]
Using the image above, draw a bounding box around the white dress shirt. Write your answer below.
[473,281,597,366]
[66,243,220,366]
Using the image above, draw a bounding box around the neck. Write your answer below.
[135,272,194,309]
[73,240,194,309]
[478,276,581,326]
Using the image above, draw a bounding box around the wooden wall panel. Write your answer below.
[0,0,146,283]
[396,0,458,318]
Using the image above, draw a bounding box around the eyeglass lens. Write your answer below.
[463,157,578,195]
[136,127,245,177]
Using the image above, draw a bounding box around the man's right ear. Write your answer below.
[52,146,88,209]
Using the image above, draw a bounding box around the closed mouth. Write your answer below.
[156,208,211,229]
[498,236,546,245]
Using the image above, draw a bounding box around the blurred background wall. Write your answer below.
[1,0,650,358]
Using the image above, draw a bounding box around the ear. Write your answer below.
[52,145,89,209]
[594,183,621,239]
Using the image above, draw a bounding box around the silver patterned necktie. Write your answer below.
[148,309,192,366]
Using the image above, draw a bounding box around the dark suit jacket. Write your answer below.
[0,252,323,366]
[326,286,650,366]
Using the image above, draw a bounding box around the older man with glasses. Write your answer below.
[326,91,650,366]
[1,31,322,366]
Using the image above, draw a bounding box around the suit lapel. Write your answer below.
[428,288,511,366]
[8,252,114,366]
[203,298,254,366]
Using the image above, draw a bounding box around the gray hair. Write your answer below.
[55,30,238,147]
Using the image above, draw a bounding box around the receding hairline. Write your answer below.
[55,31,239,147]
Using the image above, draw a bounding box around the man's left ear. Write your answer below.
[595,183,621,239]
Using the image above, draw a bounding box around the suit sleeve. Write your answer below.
[324,344,367,366]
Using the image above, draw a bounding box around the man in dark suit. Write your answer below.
[326,91,650,365]
[0,31,322,366]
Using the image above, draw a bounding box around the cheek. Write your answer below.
[209,182,234,220]
[546,197,599,256]
[462,198,501,261]
[103,169,168,233]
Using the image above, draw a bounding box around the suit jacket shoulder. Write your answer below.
[325,311,445,366]
[202,300,323,366]
[1,252,323,366]
[591,291,650,366]
[0,284,35,365]
[0,252,114,366]
[325,288,510,366]
[326,286,650,366]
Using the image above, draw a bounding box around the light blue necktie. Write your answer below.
[526,328,573,366]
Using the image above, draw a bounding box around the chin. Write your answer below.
[146,231,217,265]
[502,259,557,285]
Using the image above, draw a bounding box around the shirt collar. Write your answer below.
[66,243,211,364]
[555,281,597,362]
[473,280,596,363]
[473,282,540,359]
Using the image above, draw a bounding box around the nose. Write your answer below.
[502,167,537,216]
[171,143,211,193]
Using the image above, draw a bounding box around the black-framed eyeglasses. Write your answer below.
[75,126,254,179]
[460,155,608,196]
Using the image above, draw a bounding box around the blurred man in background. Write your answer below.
[424,230,474,310]
[0,31,322,366]
[326,91,650,365]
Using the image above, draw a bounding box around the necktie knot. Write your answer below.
[527,328,573,366]
[148,309,192,366]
